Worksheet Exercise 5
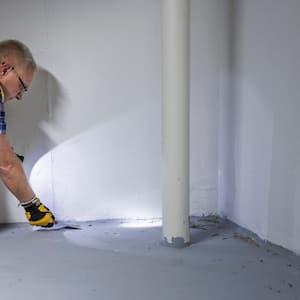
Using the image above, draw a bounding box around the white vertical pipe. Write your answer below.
[161,0,190,247]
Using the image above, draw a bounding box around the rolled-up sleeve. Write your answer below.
[0,90,6,134]
[0,110,6,134]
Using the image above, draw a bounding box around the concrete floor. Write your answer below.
[0,217,299,300]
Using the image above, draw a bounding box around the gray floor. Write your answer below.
[0,217,299,300]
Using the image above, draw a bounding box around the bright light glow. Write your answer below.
[120,219,162,228]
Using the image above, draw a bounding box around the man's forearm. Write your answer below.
[0,134,35,202]
[0,156,35,202]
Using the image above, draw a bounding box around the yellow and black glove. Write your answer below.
[22,197,56,227]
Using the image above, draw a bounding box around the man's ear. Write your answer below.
[0,61,12,77]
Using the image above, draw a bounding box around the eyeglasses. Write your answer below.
[12,67,28,92]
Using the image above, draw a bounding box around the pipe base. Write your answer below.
[162,236,190,248]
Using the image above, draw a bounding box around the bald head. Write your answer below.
[0,40,37,72]
[0,40,36,101]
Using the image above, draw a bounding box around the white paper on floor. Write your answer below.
[32,222,81,231]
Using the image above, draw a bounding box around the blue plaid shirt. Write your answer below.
[0,87,6,134]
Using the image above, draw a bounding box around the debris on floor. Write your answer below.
[189,215,223,230]
[233,233,260,247]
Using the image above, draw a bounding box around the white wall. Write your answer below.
[0,0,227,222]
[1,0,299,256]
[222,0,300,254]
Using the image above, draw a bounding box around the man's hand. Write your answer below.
[22,198,56,227]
